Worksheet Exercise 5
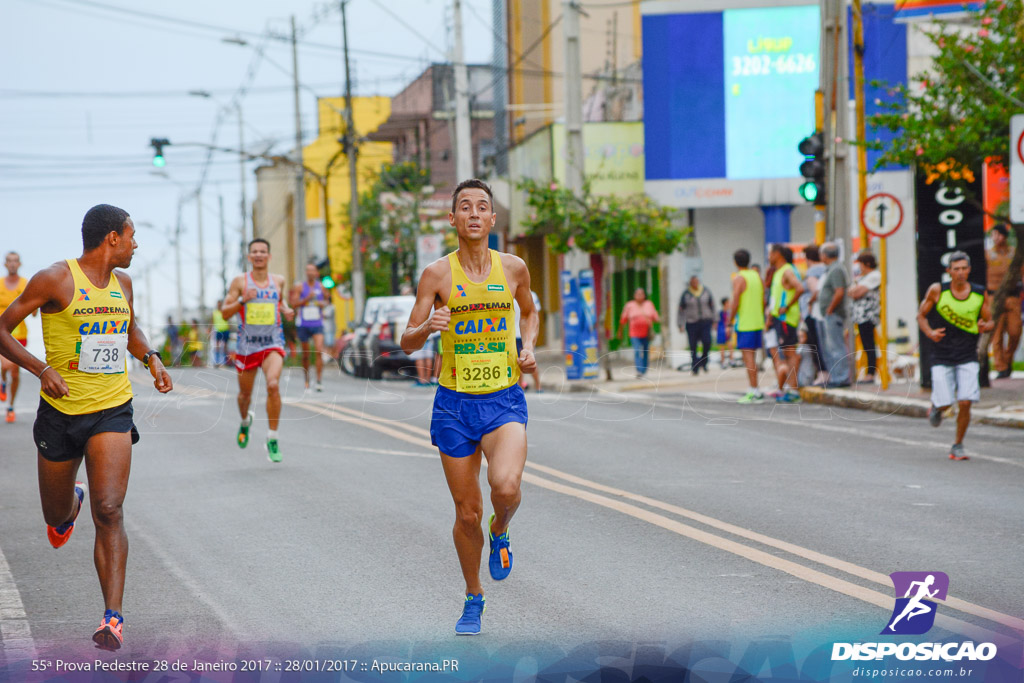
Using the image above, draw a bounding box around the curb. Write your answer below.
[563,376,706,394]
[799,387,1024,430]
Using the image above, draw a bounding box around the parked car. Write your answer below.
[338,295,417,379]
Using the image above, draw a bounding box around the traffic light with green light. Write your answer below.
[798,133,825,204]
[150,138,170,168]
[316,257,336,289]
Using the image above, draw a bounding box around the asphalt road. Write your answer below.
[0,365,1021,678]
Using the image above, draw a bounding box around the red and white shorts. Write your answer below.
[234,348,284,372]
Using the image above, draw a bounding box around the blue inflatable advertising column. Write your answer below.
[561,270,583,380]
[577,269,600,379]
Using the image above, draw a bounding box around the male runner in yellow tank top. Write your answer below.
[401,179,539,636]
[0,204,173,650]
[1,251,36,422]
[728,248,766,403]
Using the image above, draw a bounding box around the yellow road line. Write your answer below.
[160,382,1024,639]
[292,398,1024,639]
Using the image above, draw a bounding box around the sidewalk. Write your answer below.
[533,347,1024,429]
[534,347,760,396]
[800,374,1024,430]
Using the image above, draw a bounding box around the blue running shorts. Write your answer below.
[430,384,528,458]
[735,329,763,350]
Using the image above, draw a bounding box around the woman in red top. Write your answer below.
[619,288,661,376]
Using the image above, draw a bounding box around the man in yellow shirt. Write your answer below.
[0,251,35,422]
[0,204,173,650]
[401,179,538,635]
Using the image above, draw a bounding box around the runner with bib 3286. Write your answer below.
[401,179,538,636]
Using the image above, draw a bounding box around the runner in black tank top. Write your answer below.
[917,252,993,461]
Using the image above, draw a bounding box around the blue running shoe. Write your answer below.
[455,593,485,635]
[776,390,801,403]
[487,513,513,581]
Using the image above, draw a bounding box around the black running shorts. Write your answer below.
[33,398,139,463]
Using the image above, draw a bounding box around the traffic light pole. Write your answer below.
[814,90,826,245]
[852,0,889,389]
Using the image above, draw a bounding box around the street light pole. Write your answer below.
[237,102,248,272]
[174,202,184,324]
[196,190,207,322]
[291,15,308,283]
[219,192,228,297]
[341,0,364,324]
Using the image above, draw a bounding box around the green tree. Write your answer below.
[868,0,1024,342]
[517,177,690,378]
[344,161,432,298]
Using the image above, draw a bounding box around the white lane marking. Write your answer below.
[0,544,35,660]
[293,398,1024,637]
[125,520,246,640]
[290,441,435,459]
[166,386,1024,637]
[649,395,1024,468]
[520,470,1014,647]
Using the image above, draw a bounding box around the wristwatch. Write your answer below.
[141,349,160,368]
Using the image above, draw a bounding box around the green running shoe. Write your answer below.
[266,438,282,463]
[737,390,764,404]
[237,411,254,449]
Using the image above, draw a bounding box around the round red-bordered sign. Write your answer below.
[861,192,904,239]
[1016,128,1024,165]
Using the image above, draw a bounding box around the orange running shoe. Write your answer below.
[5,407,14,423]
[47,482,86,549]
[92,610,124,651]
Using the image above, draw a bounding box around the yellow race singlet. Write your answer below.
[41,259,133,415]
[736,269,766,332]
[439,250,520,394]
[0,276,28,341]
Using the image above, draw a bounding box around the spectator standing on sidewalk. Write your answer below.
[986,223,1023,379]
[716,297,735,368]
[728,249,766,403]
[819,242,851,387]
[514,290,543,391]
[620,288,660,377]
[164,316,180,366]
[917,251,993,460]
[766,244,805,402]
[212,300,231,366]
[801,244,827,379]
[850,250,882,384]
[677,275,715,375]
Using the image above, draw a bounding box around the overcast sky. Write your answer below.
[2,0,493,348]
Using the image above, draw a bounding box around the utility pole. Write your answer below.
[563,1,584,201]
[196,191,207,321]
[219,193,228,298]
[291,15,308,284]
[822,0,850,246]
[821,0,855,371]
[237,103,248,272]
[174,202,184,324]
[342,0,365,324]
[452,0,473,181]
